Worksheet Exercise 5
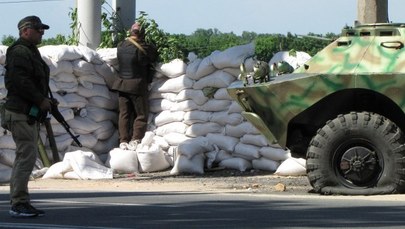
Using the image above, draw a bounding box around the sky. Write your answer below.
[0,0,405,41]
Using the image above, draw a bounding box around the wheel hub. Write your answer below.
[339,146,378,185]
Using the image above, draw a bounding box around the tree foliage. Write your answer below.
[0,6,338,63]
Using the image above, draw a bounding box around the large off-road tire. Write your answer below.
[306,112,405,195]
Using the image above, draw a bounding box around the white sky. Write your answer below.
[0,0,404,40]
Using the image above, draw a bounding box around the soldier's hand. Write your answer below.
[39,98,52,112]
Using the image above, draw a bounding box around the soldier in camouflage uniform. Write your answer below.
[3,16,51,217]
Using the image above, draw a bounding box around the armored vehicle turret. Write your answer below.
[227,23,405,195]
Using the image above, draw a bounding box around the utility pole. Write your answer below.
[77,0,102,49]
[357,0,388,24]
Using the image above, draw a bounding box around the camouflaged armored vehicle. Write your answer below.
[227,23,405,195]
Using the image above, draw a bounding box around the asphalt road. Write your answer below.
[1,187,405,228]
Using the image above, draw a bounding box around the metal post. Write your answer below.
[357,0,388,24]
[77,0,102,49]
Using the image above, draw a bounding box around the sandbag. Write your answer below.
[170,153,205,175]
[137,144,170,172]
[106,148,138,173]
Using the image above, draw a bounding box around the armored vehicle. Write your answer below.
[227,23,405,195]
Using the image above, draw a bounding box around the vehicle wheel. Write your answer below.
[306,112,405,195]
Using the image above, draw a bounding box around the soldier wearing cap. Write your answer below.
[113,22,158,150]
[3,15,50,218]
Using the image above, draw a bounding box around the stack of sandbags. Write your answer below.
[145,43,294,175]
[0,43,305,180]
[0,45,119,167]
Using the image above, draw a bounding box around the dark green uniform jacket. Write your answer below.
[4,38,50,114]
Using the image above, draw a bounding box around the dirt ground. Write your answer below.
[0,169,313,194]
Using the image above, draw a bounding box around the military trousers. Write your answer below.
[118,92,149,143]
[4,109,39,205]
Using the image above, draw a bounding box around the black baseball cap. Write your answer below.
[18,15,50,30]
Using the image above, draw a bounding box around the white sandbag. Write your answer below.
[206,133,238,152]
[39,45,82,62]
[214,149,233,163]
[198,99,231,112]
[63,150,113,179]
[155,122,188,136]
[219,157,252,172]
[93,120,115,140]
[252,158,280,171]
[0,135,16,149]
[185,58,202,80]
[78,74,106,89]
[91,130,119,155]
[170,100,198,112]
[94,62,117,88]
[49,79,78,93]
[210,111,243,126]
[0,149,15,167]
[67,117,102,135]
[55,93,87,108]
[55,134,74,152]
[154,110,184,126]
[153,135,170,150]
[149,99,175,113]
[75,134,98,149]
[275,157,306,176]
[233,143,261,160]
[225,122,260,138]
[177,136,213,159]
[185,122,223,137]
[42,161,73,179]
[106,148,138,173]
[156,74,194,93]
[0,45,7,65]
[0,163,12,183]
[52,72,77,83]
[97,48,118,66]
[170,153,205,175]
[163,133,191,146]
[213,88,233,100]
[137,144,170,172]
[175,89,208,105]
[77,84,111,99]
[193,70,235,90]
[0,88,7,100]
[149,91,178,102]
[48,60,74,76]
[195,55,216,80]
[88,96,118,110]
[76,45,103,64]
[141,131,155,146]
[63,171,82,180]
[228,101,244,114]
[50,108,74,124]
[240,134,270,147]
[82,106,118,123]
[183,111,211,125]
[259,146,291,161]
[223,67,241,78]
[211,42,255,69]
[159,58,186,78]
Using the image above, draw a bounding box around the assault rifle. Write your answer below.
[48,89,82,147]
[49,101,82,147]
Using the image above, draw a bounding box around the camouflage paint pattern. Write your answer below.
[227,23,405,147]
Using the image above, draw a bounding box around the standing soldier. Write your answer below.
[3,15,51,217]
[113,22,158,150]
